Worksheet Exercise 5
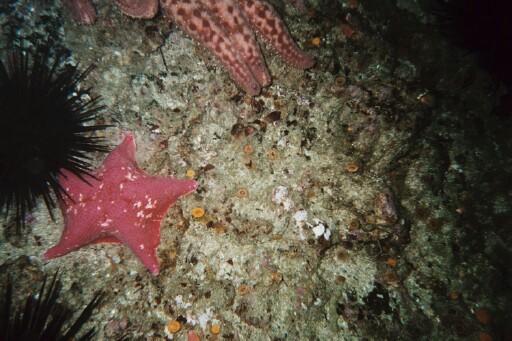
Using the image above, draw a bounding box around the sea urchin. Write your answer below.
[0,271,103,340]
[0,45,110,231]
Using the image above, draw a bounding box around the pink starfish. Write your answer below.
[64,0,315,95]
[43,133,198,275]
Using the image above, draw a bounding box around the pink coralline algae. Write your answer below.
[43,133,197,275]
[63,0,315,95]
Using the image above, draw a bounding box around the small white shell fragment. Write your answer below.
[323,228,331,240]
[293,210,308,225]
[312,223,325,238]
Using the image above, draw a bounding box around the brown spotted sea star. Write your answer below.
[63,0,315,95]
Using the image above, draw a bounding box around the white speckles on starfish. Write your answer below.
[43,133,198,275]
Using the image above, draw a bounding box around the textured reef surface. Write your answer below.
[1,0,511,340]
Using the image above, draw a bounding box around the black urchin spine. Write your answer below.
[0,271,103,341]
[0,45,110,231]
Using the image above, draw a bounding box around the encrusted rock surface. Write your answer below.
[1,0,511,339]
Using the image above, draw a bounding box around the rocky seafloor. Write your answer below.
[1,0,511,340]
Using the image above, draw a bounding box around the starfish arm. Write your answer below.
[160,0,262,95]
[115,219,162,275]
[115,177,197,274]
[43,212,105,259]
[202,0,271,87]
[239,0,315,69]
[61,0,97,25]
[115,0,159,19]
[61,0,314,95]
[57,134,139,202]
[101,133,138,173]
[58,169,101,204]
[121,176,198,209]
